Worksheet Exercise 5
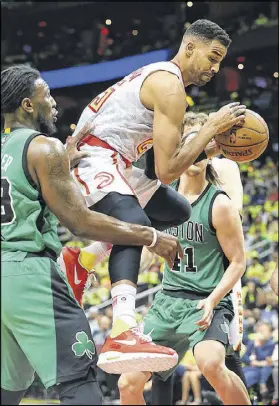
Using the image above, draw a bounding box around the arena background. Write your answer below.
[1,1,278,405]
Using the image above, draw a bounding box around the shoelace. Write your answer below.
[131,324,153,343]
[83,271,97,291]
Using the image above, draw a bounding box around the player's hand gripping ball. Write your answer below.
[215,109,269,163]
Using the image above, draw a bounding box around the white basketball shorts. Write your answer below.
[72,145,161,208]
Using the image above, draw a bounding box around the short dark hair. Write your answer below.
[184,19,231,48]
[1,64,41,114]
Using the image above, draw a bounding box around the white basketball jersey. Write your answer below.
[73,61,184,162]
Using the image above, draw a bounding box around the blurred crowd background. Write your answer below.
[1,1,278,405]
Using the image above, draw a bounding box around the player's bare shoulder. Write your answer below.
[141,70,186,111]
[27,136,68,184]
[212,192,239,230]
[28,135,66,162]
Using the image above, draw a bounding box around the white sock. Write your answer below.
[79,241,112,271]
[111,284,137,326]
[82,241,112,261]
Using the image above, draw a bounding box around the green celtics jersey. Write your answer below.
[1,128,62,260]
[163,183,229,294]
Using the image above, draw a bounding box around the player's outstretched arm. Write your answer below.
[212,157,244,214]
[207,193,246,307]
[142,71,246,184]
[27,136,182,266]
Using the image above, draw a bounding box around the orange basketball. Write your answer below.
[215,109,269,163]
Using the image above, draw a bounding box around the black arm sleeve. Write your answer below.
[144,147,157,180]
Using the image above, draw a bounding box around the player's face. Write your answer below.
[29,79,58,135]
[187,39,227,86]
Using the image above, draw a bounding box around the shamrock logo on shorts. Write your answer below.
[72,331,95,360]
[220,321,229,335]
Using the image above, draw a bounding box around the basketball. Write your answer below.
[215,109,269,163]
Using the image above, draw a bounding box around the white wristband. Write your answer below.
[146,227,158,248]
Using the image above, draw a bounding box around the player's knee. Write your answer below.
[118,373,146,396]
[194,342,225,379]
[148,185,191,226]
[197,357,223,378]
[96,193,151,227]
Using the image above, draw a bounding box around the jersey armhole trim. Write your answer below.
[208,190,228,234]
[22,132,43,193]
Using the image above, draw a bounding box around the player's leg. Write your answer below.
[94,193,177,373]
[59,167,191,304]
[0,389,27,405]
[1,261,38,405]
[225,350,247,387]
[57,368,102,405]
[117,290,186,404]
[193,308,251,405]
[58,149,131,304]
[145,292,193,404]
[118,371,151,405]
[58,242,112,305]
[151,374,174,406]
[126,165,191,231]
[194,341,250,405]
[144,183,191,231]
[93,192,151,330]
[2,256,102,405]
[60,151,178,373]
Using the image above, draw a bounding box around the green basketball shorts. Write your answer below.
[143,289,234,380]
[1,254,97,391]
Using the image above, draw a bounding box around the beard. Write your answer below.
[37,111,57,135]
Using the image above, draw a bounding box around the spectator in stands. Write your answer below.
[260,292,278,329]
[104,306,113,320]
[92,315,112,355]
[82,276,110,308]
[245,256,265,284]
[243,311,257,345]
[242,322,276,398]
[270,259,278,296]
[242,280,265,310]
[86,307,100,336]
[262,260,277,286]
[272,342,278,405]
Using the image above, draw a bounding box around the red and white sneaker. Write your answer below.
[58,247,92,305]
[97,324,178,374]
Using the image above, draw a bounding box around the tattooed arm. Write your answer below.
[26,136,182,264]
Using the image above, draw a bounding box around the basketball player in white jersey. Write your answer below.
[59,19,246,374]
